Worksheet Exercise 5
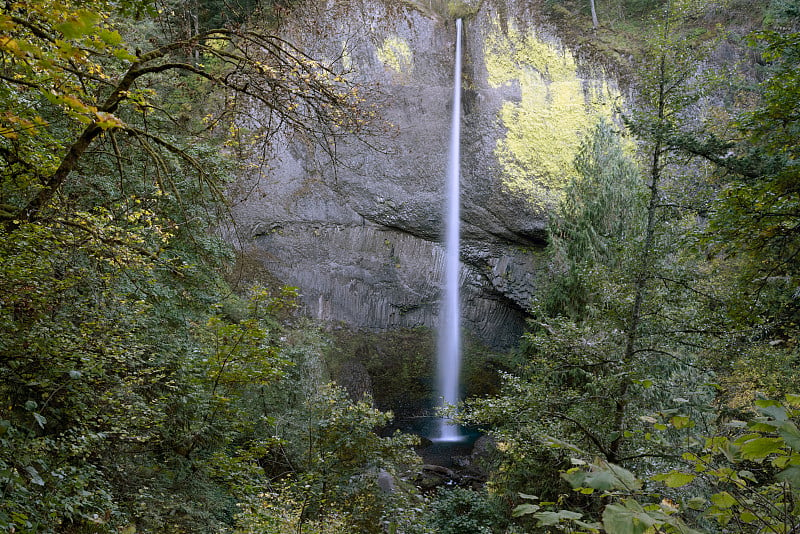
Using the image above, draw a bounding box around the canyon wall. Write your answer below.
[228,0,620,348]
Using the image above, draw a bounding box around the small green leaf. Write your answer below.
[738,470,757,482]
[776,465,800,487]
[534,509,582,526]
[33,412,46,429]
[561,468,587,489]
[738,437,785,460]
[785,394,800,408]
[112,48,138,61]
[584,470,617,490]
[533,511,562,525]
[739,510,758,523]
[779,421,800,450]
[710,492,737,509]
[755,399,787,422]
[98,29,123,45]
[574,519,603,530]
[602,501,656,534]
[750,422,780,432]
[671,415,695,429]
[56,20,85,39]
[772,455,792,468]
[512,503,540,517]
[687,497,707,510]
[565,463,641,492]
[652,471,696,488]
[77,10,101,27]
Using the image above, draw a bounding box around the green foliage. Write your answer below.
[447,0,481,19]
[1,1,797,533]
[464,5,728,529]
[465,113,683,511]
[455,4,800,534]
[536,395,800,533]
[423,487,505,534]
[543,118,645,319]
[233,383,422,534]
[763,0,800,27]
[704,28,800,332]
[542,0,766,69]
[0,0,386,531]
[514,8,800,533]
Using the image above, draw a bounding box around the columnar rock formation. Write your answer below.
[227,0,619,348]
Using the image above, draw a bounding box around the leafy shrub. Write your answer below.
[423,487,505,534]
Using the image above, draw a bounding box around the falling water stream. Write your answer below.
[436,18,464,442]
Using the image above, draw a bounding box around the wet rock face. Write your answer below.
[228,0,617,348]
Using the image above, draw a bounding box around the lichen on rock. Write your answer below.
[376,35,414,78]
[484,17,619,208]
[448,0,483,19]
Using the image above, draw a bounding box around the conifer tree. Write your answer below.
[464,0,719,519]
[544,118,645,320]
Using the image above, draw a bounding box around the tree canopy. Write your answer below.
[0,1,400,532]
[1,0,799,532]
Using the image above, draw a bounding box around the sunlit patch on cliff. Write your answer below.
[484,18,619,209]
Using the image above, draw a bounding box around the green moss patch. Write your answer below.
[485,17,619,209]
[324,327,508,418]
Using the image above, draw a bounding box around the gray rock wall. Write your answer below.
[228,0,618,348]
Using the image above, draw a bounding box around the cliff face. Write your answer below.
[228,0,620,348]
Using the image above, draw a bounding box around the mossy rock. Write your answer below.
[447,0,482,19]
[325,327,436,417]
[324,327,509,418]
[399,0,481,19]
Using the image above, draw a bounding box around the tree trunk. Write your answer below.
[608,18,670,464]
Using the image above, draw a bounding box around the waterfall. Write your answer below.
[436,18,463,442]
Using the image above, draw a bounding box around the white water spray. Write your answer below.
[436,18,463,442]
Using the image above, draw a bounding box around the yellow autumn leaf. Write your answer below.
[94,111,124,129]
[0,36,24,57]
[61,94,93,114]
[0,14,14,31]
